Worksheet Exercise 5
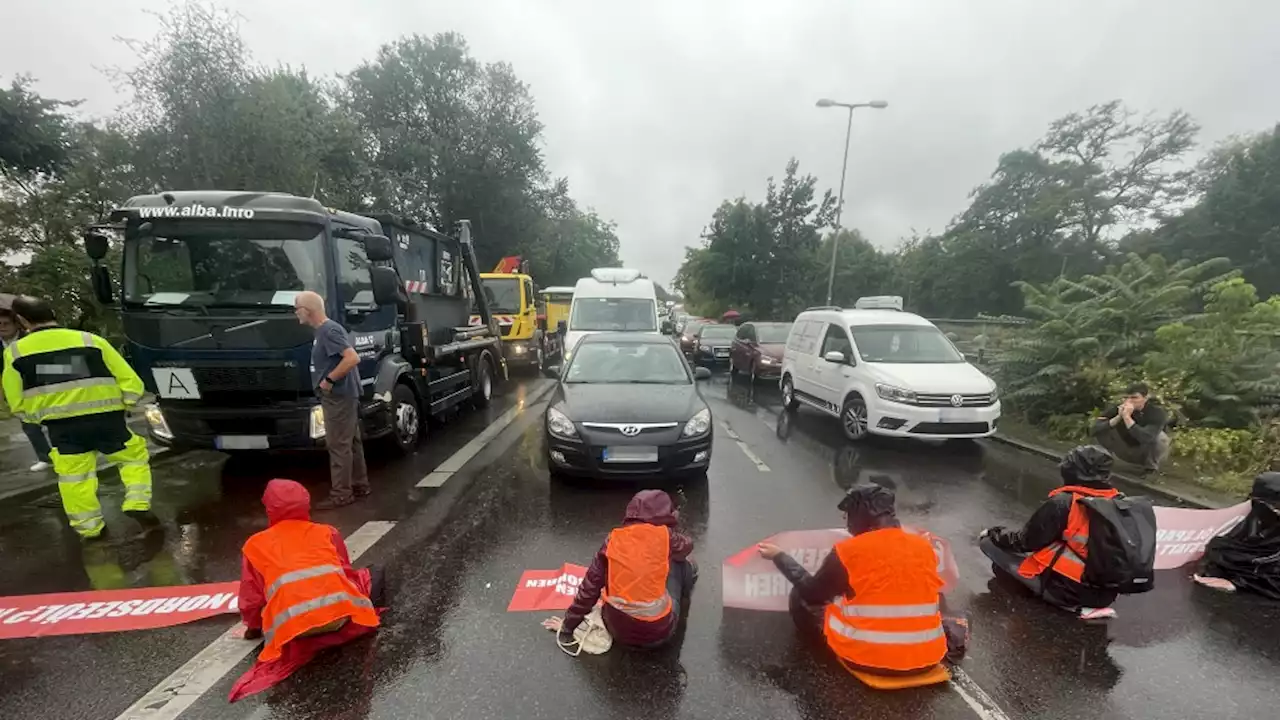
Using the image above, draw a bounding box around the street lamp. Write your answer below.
[815,98,888,306]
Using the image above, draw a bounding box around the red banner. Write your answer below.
[722,527,960,611]
[0,582,239,639]
[507,563,587,612]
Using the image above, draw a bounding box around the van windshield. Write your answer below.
[850,324,965,364]
[569,298,657,332]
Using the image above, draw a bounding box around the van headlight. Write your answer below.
[309,405,326,439]
[875,383,917,405]
[546,407,578,439]
[990,384,999,401]
[144,403,173,440]
[682,408,711,438]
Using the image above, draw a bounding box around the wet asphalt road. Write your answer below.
[2,373,1279,720]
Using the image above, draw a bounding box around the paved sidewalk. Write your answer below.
[0,401,177,503]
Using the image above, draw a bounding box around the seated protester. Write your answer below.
[557,490,697,649]
[230,479,385,702]
[1196,472,1280,600]
[758,484,963,676]
[1092,382,1171,475]
[980,445,1122,620]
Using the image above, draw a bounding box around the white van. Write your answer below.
[564,268,662,360]
[779,297,1000,441]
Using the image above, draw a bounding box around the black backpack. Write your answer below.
[1077,495,1158,593]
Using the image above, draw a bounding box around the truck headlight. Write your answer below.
[700,345,711,352]
[875,383,917,404]
[144,403,173,440]
[512,343,527,355]
[682,408,711,438]
[546,407,578,439]
[309,405,326,439]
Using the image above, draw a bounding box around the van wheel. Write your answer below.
[781,376,799,412]
[387,383,421,454]
[841,394,869,442]
[473,355,494,408]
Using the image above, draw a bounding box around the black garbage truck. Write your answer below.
[82,190,506,454]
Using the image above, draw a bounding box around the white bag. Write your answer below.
[545,606,612,656]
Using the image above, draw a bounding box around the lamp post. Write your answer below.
[815,98,888,306]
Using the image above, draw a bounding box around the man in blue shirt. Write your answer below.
[294,291,369,508]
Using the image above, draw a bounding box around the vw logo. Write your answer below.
[950,394,964,407]
[620,425,642,437]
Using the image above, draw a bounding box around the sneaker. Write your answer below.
[314,495,356,511]
[30,461,51,472]
[1079,607,1117,621]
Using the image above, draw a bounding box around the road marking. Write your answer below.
[950,667,1014,720]
[719,420,770,472]
[112,520,396,720]
[416,381,555,488]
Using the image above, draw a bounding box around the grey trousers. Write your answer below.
[321,392,369,500]
[1094,425,1171,470]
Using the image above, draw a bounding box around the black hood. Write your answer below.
[558,383,705,423]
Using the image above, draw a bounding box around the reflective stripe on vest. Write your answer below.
[827,613,947,645]
[264,592,374,646]
[266,563,345,599]
[605,594,671,619]
[9,329,126,422]
[836,601,940,619]
[22,376,118,399]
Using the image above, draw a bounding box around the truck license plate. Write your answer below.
[603,446,658,463]
[216,435,270,450]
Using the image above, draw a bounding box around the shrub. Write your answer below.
[1170,426,1266,477]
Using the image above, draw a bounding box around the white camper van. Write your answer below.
[564,268,661,360]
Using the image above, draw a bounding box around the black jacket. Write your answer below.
[1094,402,1168,446]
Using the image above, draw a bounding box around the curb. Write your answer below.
[0,447,186,506]
[986,432,1229,509]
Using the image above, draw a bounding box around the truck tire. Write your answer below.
[387,383,422,455]
[473,353,495,408]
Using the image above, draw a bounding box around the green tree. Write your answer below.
[822,229,897,307]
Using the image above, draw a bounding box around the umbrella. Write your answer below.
[721,309,741,322]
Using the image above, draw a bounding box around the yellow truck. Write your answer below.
[468,257,560,371]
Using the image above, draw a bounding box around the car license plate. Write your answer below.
[714,348,729,357]
[939,409,971,422]
[216,435,270,450]
[603,446,659,463]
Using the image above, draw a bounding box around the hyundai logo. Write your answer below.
[950,394,964,407]
[620,425,642,437]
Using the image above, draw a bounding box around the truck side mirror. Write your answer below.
[370,266,402,308]
[90,266,114,304]
[361,234,394,262]
[557,320,567,335]
[84,231,111,261]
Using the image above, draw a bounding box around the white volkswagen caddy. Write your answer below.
[778,297,1000,441]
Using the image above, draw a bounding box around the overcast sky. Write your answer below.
[6,1,1280,285]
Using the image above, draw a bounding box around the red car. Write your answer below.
[729,321,793,381]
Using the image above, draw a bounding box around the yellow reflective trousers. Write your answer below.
[52,431,152,538]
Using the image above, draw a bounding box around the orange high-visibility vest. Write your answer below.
[1018,485,1120,583]
[242,520,379,662]
[601,524,673,622]
[824,527,946,672]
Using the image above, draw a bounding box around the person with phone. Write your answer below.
[1092,382,1171,476]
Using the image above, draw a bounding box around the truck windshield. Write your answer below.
[123,220,326,307]
[474,278,521,314]
[569,298,657,332]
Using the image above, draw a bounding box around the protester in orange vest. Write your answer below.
[979,445,1121,620]
[758,483,964,676]
[555,489,696,649]
[229,478,384,702]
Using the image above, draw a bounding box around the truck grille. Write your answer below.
[190,364,298,392]
[914,392,995,407]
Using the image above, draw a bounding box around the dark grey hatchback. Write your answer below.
[544,332,714,480]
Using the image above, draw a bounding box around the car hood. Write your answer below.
[558,383,705,423]
[865,362,995,393]
[758,343,785,360]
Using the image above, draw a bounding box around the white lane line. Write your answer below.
[112,520,396,720]
[416,381,555,488]
[719,420,770,472]
[950,667,1014,720]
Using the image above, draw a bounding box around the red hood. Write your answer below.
[263,479,311,525]
[758,342,785,359]
[622,490,679,527]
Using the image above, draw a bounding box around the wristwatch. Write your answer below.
[325,375,338,385]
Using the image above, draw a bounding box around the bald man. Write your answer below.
[294,291,369,508]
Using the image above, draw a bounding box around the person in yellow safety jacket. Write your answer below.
[0,296,154,540]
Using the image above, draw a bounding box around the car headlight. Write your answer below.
[682,408,712,438]
[144,403,173,440]
[700,344,711,352]
[759,357,774,365]
[875,383,917,404]
[546,407,578,439]
[990,384,999,401]
[309,404,326,439]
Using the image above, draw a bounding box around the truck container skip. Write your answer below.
[82,190,506,454]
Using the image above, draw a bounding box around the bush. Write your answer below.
[1170,426,1267,477]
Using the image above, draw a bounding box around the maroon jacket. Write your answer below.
[561,490,694,645]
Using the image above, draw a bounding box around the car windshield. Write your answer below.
[699,325,735,341]
[123,219,325,307]
[473,278,521,314]
[850,324,966,364]
[569,297,657,331]
[755,323,793,343]
[564,341,690,384]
